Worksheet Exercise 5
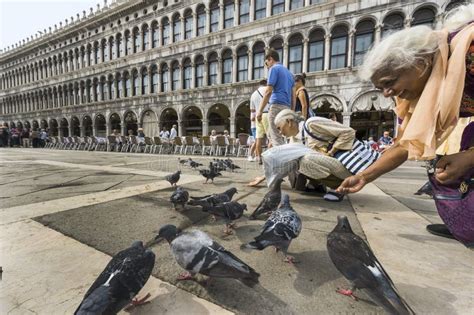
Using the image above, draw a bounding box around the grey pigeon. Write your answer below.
[199,167,222,184]
[178,158,190,165]
[156,225,259,287]
[201,201,247,234]
[189,187,238,206]
[250,179,283,219]
[223,159,241,172]
[242,194,302,264]
[74,241,155,315]
[327,216,414,314]
[165,170,181,187]
[189,160,203,169]
[170,186,189,210]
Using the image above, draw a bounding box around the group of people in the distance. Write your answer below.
[248,4,474,248]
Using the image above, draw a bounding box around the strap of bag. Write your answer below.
[303,122,336,150]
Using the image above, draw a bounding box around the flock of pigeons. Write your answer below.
[74,158,414,315]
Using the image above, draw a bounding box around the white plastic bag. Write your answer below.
[262,143,313,187]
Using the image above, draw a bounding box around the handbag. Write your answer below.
[428,169,474,246]
[302,123,380,175]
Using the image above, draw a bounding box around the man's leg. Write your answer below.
[267,104,286,146]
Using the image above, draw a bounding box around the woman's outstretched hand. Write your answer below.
[336,174,367,194]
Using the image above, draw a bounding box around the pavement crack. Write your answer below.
[103,174,136,191]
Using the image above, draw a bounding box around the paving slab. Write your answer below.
[349,183,474,315]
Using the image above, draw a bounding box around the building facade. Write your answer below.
[0,0,466,140]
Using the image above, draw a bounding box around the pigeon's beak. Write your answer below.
[154,234,163,242]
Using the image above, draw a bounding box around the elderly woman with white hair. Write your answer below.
[337,5,474,246]
[274,109,380,201]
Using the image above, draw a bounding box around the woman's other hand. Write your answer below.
[435,150,474,184]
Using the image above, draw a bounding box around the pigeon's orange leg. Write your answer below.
[177,271,194,281]
[336,288,358,301]
[125,293,152,310]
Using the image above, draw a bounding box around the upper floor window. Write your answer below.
[125,31,132,55]
[133,28,140,53]
[195,55,204,87]
[240,0,250,24]
[290,0,304,10]
[224,0,234,28]
[330,25,348,69]
[222,49,233,84]
[255,0,266,20]
[412,7,435,28]
[142,24,149,50]
[141,69,148,94]
[124,72,130,97]
[173,15,181,42]
[210,1,220,32]
[162,17,170,45]
[197,5,206,36]
[184,11,193,39]
[161,64,169,92]
[237,46,248,82]
[353,20,374,66]
[171,61,180,91]
[151,22,159,48]
[208,53,218,85]
[116,34,123,58]
[183,59,192,89]
[308,29,325,72]
[272,0,285,15]
[253,41,265,79]
[288,34,303,74]
[382,13,404,38]
[151,65,158,93]
[269,38,284,62]
[132,71,139,96]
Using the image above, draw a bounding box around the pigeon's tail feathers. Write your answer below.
[366,288,415,315]
[240,240,266,251]
[240,269,260,288]
[414,181,432,196]
[74,285,111,315]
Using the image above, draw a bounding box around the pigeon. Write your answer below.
[242,194,302,264]
[165,170,181,187]
[178,158,191,166]
[211,159,227,172]
[201,201,247,234]
[74,241,155,315]
[223,159,241,172]
[327,216,414,315]
[156,225,259,287]
[250,179,283,219]
[189,187,238,206]
[189,160,203,169]
[199,167,222,184]
[170,186,189,210]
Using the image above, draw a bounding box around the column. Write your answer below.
[266,0,271,17]
[304,0,310,6]
[435,14,443,30]
[347,29,354,68]
[202,118,209,136]
[217,58,222,84]
[247,49,253,81]
[232,53,238,83]
[229,117,236,138]
[178,119,184,137]
[157,65,163,92]
[169,15,175,44]
[69,123,74,138]
[121,122,127,136]
[234,0,239,26]
[219,2,224,30]
[80,122,84,137]
[324,34,331,70]
[284,0,290,12]
[404,17,411,29]
[168,65,173,91]
[192,13,198,38]
[180,17,185,41]
[374,24,382,44]
[148,69,153,94]
[203,60,209,86]
[159,24,163,45]
[249,0,255,21]
[191,63,196,88]
[302,38,309,73]
[179,65,184,90]
[283,43,289,68]
[342,112,351,127]
[205,8,211,34]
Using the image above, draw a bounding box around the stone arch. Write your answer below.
[159,107,178,131]
[443,0,468,12]
[310,92,347,112]
[208,103,230,134]
[141,109,159,137]
[49,118,58,136]
[109,113,121,135]
[348,89,395,112]
[353,15,378,28]
[182,105,203,136]
[24,121,31,129]
[71,116,81,136]
[235,101,251,135]
[123,111,138,135]
[59,117,69,137]
[82,115,93,136]
[40,119,48,130]
[95,114,107,137]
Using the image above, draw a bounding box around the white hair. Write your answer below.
[359,4,474,81]
[274,109,304,126]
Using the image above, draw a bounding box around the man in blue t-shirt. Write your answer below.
[256,50,295,146]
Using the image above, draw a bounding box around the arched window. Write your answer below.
[255,0,266,20]
[93,79,99,102]
[162,17,170,45]
[290,0,304,10]
[109,37,115,60]
[240,0,250,24]
[446,0,467,12]
[222,49,233,84]
[100,77,107,101]
[124,30,132,55]
[132,70,139,96]
[85,47,91,67]
[272,0,285,15]
[141,68,148,95]
[288,33,303,74]
[382,13,404,38]
[93,42,99,64]
[101,39,108,62]
[116,34,123,58]
[151,65,158,93]
[108,75,114,100]
[210,1,220,32]
[133,28,140,53]
[253,41,265,79]
[142,24,149,50]
[224,0,234,28]
[412,7,436,28]
[172,61,180,91]
[195,55,204,87]
[124,71,130,97]
[269,37,284,62]
[330,25,348,69]
[161,64,169,92]
[151,21,159,48]
[183,58,192,89]
[208,52,218,85]
[85,81,91,103]
[237,46,248,82]
[172,14,181,42]
[197,5,206,36]
[184,10,193,39]
[353,20,374,66]
[116,75,122,99]
[308,29,324,72]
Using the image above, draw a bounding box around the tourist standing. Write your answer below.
[169,124,178,140]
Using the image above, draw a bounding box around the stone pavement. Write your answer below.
[0,149,472,314]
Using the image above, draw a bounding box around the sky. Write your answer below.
[0,0,99,50]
